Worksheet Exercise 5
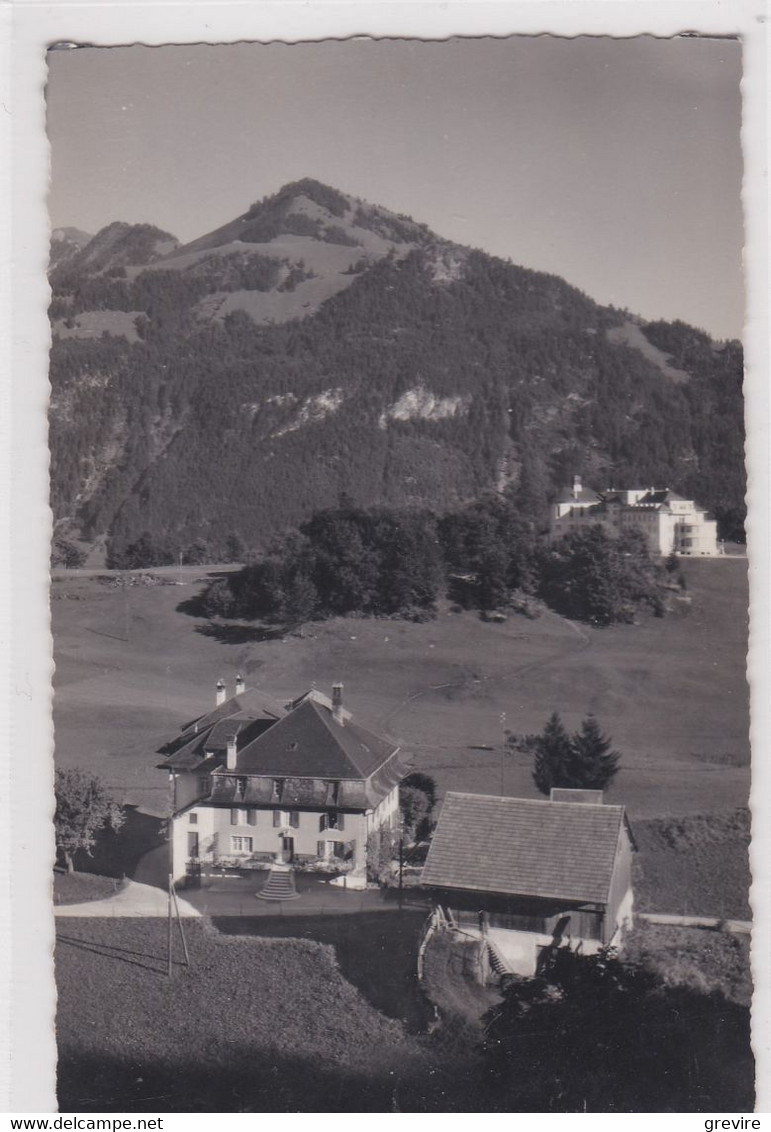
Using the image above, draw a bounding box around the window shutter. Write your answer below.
[290,811,299,829]
[316,840,325,858]
[230,809,239,826]
[338,813,345,832]
[319,814,326,833]
[273,811,281,828]
[247,811,257,827]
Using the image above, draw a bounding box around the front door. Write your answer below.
[281,835,295,863]
[188,832,199,859]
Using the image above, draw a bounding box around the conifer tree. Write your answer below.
[528,712,576,795]
[511,711,621,795]
[570,714,621,790]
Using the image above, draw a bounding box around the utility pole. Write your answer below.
[398,825,404,911]
[167,871,174,978]
[500,712,506,796]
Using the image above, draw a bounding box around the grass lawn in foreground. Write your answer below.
[53,871,125,905]
[56,915,752,1113]
[56,918,407,1112]
[213,908,432,1031]
[55,918,480,1113]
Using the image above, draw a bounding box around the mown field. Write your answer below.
[51,557,751,914]
[54,917,479,1113]
[55,916,753,1113]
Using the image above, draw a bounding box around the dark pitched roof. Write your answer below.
[232,698,398,780]
[634,489,671,507]
[158,687,286,761]
[555,486,599,504]
[183,687,286,734]
[422,792,628,905]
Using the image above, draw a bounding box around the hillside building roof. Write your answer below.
[159,682,406,809]
[231,697,397,780]
[422,791,630,905]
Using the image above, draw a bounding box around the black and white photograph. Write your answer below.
[19,19,763,1114]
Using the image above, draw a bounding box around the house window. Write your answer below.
[289,811,300,829]
[272,779,284,801]
[273,810,282,828]
[230,808,245,825]
[235,777,247,799]
[198,775,210,795]
[189,813,198,825]
[319,812,344,832]
[247,811,257,827]
[231,836,253,854]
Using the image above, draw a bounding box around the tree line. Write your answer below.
[196,496,671,627]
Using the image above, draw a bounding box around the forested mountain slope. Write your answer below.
[48,179,745,563]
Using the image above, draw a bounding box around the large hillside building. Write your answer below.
[551,475,719,556]
[158,680,408,885]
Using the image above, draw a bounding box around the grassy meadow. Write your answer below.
[52,557,750,816]
[55,915,753,1113]
[51,557,751,916]
[54,917,478,1113]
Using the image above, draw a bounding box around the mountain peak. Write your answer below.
[177,178,436,261]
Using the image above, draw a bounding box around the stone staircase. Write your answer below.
[255,865,301,901]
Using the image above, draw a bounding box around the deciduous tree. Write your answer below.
[54,768,125,873]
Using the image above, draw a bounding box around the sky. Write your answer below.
[46,36,744,340]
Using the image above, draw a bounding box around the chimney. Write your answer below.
[216,679,226,706]
[572,474,582,500]
[332,683,344,726]
[226,733,237,770]
[235,673,245,696]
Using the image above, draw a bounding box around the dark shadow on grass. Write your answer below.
[194,621,283,644]
[175,572,255,619]
[55,933,170,977]
[56,1046,482,1113]
[213,909,433,1032]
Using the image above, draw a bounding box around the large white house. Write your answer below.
[550,475,719,556]
[158,680,407,885]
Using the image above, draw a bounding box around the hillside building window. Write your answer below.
[230,808,246,825]
[189,813,198,825]
[270,810,299,829]
[198,775,210,795]
[320,811,344,832]
[231,836,253,854]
